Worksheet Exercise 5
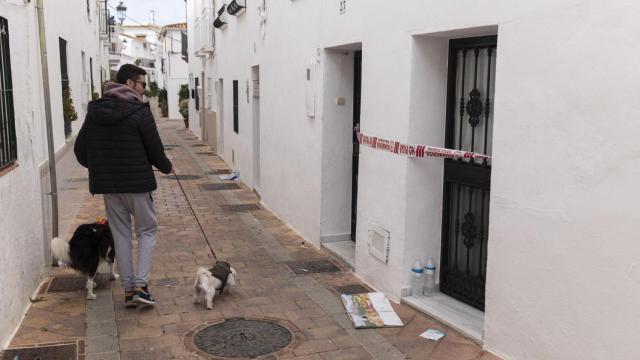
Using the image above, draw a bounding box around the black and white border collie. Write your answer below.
[51,220,118,299]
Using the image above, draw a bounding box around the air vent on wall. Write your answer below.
[368,224,390,263]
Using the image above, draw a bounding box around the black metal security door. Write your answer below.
[440,36,496,311]
[350,50,362,241]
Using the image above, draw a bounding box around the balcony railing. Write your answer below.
[99,2,112,41]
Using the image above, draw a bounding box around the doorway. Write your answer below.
[350,50,362,241]
[251,66,261,193]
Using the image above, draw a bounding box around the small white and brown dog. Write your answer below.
[192,260,237,309]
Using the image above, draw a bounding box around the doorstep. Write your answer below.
[402,292,484,344]
[321,240,355,270]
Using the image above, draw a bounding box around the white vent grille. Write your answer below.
[368,224,390,263]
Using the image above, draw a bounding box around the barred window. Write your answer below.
[0,17,17,171]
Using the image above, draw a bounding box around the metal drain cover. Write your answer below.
[2,343,77,360]
[48,275,108,292]
[65,177,88,183]
[335,284,371,295]
[163,174,201,180]
[193,318,293,358]
[221,204,261,212]
[198,151,216,155]
[200,183,240,191]
[206,169,231,175]
[192,144,206,147]
[286,259,341,275]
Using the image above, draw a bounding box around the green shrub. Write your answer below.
[158,88,167,103]
[149,81,158,97]
[160,101,168,116]
[179,99,189,119]
[62,87,78,122]
[178,84,189,101]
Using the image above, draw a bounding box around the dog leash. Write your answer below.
[172,169,218,260]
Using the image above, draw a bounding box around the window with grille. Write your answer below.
[233,80,239,133]
[0,17,17,171]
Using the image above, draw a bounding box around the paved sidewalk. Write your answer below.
[3,117,500,360]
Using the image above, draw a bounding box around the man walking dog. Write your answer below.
[74,64,172,307]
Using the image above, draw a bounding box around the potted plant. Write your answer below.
[149,81,158,97]
[158,88,168,117]
[63,87,78,122]
[178,84,189,102]
[179,99,189,128]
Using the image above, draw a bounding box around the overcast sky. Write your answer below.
[115,0,186,26]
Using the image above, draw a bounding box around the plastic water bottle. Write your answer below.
[424,256,436,296]
[411,259,424,296]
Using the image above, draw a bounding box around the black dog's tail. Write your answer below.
[51,237,71,265]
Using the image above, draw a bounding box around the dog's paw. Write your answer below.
[111,273,120,280]
[86,293,97,300]
[206,305,213,310]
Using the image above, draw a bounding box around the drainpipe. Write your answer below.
[36,0,60,265]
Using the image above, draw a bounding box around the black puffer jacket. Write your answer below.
[74,98,172,194]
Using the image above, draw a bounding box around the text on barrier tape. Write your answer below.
[356,131,491,160]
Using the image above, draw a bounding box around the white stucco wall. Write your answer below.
[207,0,325,245]
[192,1,640,358]
[163,30,188,119]
[186,0,202,137]
[42,0,103,155]
[0,1,47,348]
[483,2,640,360]
[0,0,108,347]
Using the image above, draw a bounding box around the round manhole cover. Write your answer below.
[193,318,293,358]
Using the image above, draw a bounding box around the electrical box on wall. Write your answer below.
[368,224,390,263]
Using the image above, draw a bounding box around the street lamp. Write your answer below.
[116,1,127,25]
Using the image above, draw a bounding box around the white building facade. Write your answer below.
[186,1,640,359]
[0,0,112,347]
[159,23,189,120]
[117,25,160,84]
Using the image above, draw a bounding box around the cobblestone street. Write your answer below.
[4,117,498,360]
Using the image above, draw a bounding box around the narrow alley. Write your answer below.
[3,117,498,360]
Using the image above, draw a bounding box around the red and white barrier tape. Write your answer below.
[356,131,491,160]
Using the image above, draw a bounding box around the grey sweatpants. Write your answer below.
[104,192,157,291]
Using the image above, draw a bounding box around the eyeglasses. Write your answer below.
[133,80,147,89]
